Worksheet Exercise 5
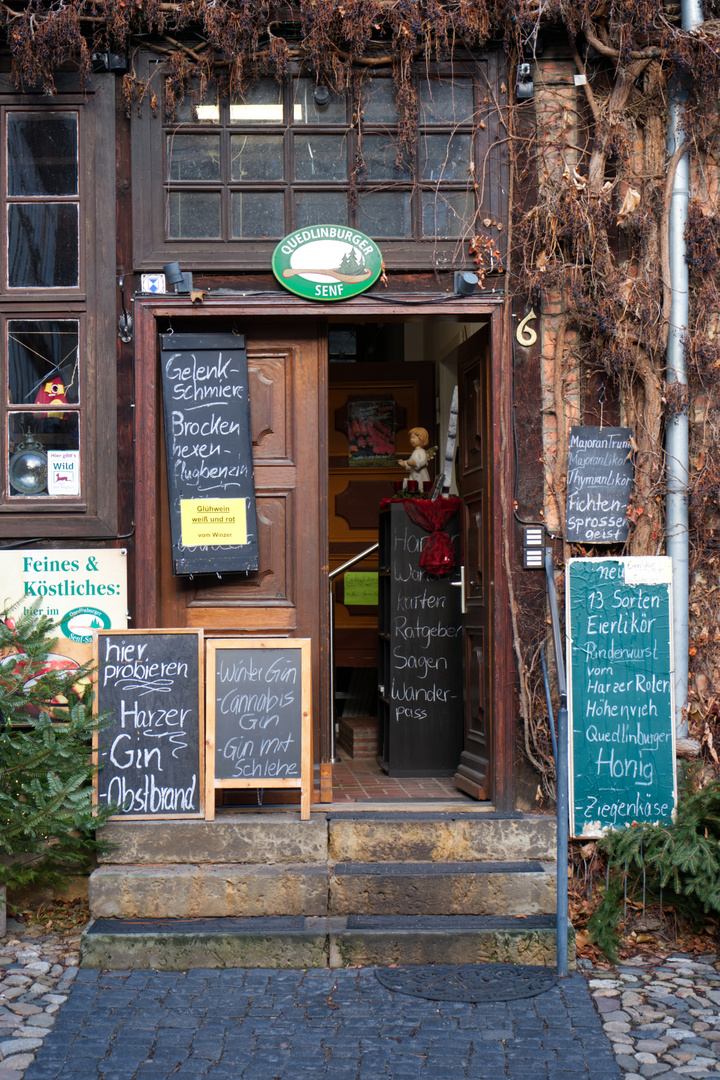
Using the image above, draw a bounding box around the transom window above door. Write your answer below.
[132,56,507,271]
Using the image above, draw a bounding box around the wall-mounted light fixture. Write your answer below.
[454,271,478,297]
[163,262,193,294]
[313,85,330,109]
[517,63,534,100]
[9,434,47,496]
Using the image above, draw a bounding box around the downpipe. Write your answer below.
[666,0,703,738]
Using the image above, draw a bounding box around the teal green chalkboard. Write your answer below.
[567,557,676,837]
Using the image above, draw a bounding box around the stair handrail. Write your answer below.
[329,543,380,762]
[545,546,569,978]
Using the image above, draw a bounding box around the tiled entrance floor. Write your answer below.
[331,756,474,803]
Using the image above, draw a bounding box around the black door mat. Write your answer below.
[375,962,558,1002]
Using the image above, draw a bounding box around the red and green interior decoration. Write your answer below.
[272,226,383,302]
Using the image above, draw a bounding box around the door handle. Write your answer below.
[450,564,466,614]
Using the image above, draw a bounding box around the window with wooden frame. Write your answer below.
[0,74,117,537]
[132,55,507,271]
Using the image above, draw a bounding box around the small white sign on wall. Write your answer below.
[47,450,80,495]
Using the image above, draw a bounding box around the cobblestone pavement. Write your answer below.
[0,922,718,1080]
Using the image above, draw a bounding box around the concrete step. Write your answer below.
[96,811,557,866]
[81,914,575,971]
[327,811,557,862]
[329,861,556,916]
[90,860,556,919]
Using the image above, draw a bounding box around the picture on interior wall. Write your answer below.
[347,399,396,465]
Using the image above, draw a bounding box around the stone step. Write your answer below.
[329,861,556,916]
[90,861,556,919]
[97,815,328,865]
[89,864,329,919]
[327,811,557,862]
[80,914,575,971]
[96,811,557,866]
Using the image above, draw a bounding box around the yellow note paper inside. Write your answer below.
[181,499,247,546]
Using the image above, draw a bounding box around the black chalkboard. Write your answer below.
[93,630,204,819]
[566,426,633,544]
[160,332,259,576]
[206,639,312,820]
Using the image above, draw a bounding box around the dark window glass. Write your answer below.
[174,81,219,124]
[420,133,473,182]
[7,114,78,196]
[422,190,475,237]
[419,78,474,123]
[231,192,284,238]
[360,135,411,181]
[8,204,79,288]
[231,135,284,181]
[361,80,399,123]
[294,134,348,181]
[295,191,347,228]
[230,80,284,124]
[167,192,221,238]
[166,134,221,181]
[358,192,412,237]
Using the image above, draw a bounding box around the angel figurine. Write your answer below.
[398,427,436,487]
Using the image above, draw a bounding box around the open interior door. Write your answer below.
[453,326,493,801]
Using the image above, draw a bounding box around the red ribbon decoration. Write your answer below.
[381,495,462,576]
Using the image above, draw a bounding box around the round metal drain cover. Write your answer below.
[375,963,558,1002]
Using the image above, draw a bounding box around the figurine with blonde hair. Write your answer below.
[398,426,431,487]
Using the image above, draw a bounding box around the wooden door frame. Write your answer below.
[132,294,513,806]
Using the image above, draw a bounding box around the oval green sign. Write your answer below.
[272,225,383,302]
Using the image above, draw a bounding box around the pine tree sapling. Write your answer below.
[588,768,720,959]
[0,599,116,892]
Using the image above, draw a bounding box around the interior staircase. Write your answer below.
[82,810,573,970]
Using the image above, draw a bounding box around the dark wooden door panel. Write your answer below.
[454,326,493,802]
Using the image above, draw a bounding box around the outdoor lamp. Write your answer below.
[454,271,478,297]
[163,262,193,294]
[9,434,47,495]
[313,85,330,109]
[516,63,534,100]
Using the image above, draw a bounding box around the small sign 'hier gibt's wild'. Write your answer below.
[272,226,383,301]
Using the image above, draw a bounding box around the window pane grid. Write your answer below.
[163,76,478,240]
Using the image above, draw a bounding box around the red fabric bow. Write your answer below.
[400,496,461,576]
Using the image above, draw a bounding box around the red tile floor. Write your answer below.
[331,756,474,803]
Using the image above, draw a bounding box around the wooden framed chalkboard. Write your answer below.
[93,630,204,819]
[566,427,633,544]
[160,332,259,576]
[205,638,312,820]
[567,557,676,837]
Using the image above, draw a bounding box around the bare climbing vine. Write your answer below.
[8,0,720,793]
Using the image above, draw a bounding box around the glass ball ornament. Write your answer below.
[9,435,47,495]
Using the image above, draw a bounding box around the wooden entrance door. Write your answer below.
[134,308,329,765]
[454,327,494,801]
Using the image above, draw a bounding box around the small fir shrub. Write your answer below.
[0,600,115,892]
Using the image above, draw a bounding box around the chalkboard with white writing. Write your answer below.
[567,557,676,837]
[160,332,259,576]
[93,630,204,819]
[566,427,633,543]
[206,638,312,820]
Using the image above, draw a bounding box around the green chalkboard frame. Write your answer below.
[566,557,677,838]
